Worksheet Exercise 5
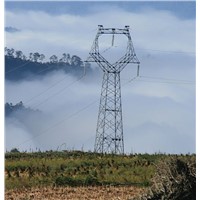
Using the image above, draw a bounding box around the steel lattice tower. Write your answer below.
[87,25,140,154]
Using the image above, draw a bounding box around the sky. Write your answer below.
[4,1,196,154]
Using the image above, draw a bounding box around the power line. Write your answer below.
[6,62,85,108]
[27,64,86,109]
[12,72,195,148]
[136,47,195,55]
[135,79,195,85]
[6,60,66,77]
[122,75,195,85]
[6,63,84,109]
[15,76,140,148]
[5,63,85,107]
[5,59,87,108]
[8,69,195,148]
[17,99,98,148]
[101,45,118,54]
[29,63,63,77]
[5,46,195,75]
[6,40,194,75]
[30,75,85,109]
[24,73,72,105]
[140,75,195,84]
[5,60,31,74]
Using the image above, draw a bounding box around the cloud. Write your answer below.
[5,6,195,58]
[5,72,101,151]
[5,117,37,151]
[4,3,195,153]
[5,67,195,153]
[125,121,195,154]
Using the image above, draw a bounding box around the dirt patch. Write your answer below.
[5,186,145,200]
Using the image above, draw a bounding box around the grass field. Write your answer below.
[5,151,195,199]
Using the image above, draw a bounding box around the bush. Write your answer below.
[84,175,99,185]
[10,148,20,153]
[133,156,196,200]
[55,176,82,186]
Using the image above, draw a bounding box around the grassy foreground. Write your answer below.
[5,151,195,191]
[5,151,157,190]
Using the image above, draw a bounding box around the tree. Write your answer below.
[59,53,66,63]
[15,50,23,59]
[49,55,58,63]
[71,55,83,67]
[6,48,15,57]
[59,53,70,64]
[4,47,8,54]
[5,103,13,116]
[66,53,71,64]
[29,53,33,61]
[39,54,45,63]
[22,55,27,60]
[33,52,41,62]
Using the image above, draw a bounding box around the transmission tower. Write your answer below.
[87,25,140,154]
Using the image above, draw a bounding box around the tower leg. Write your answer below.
[94,72,124,154]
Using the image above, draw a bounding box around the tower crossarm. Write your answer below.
[87,25,140,73]
[89,52,116,72]
[114,51,140,72]
[97,25,130,35]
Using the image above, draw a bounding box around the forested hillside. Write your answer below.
[5,101,40,117]
[5,47,92,81]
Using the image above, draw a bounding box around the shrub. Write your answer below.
[55,176,82,186]
[84,175,99,185]
[55,175,100,187]
[10,148,20,153]
[132,156,196,200]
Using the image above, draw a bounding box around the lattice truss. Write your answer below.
[87,25,140,154]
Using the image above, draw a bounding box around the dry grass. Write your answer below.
[5,186,145,200]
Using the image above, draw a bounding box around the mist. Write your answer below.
[5,1,195,154]
[5,51,195,154]
[5,70,100,151]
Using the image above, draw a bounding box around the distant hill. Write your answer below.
[5,48,92,81]
[5,26,20,33]
[5,101,40,117]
